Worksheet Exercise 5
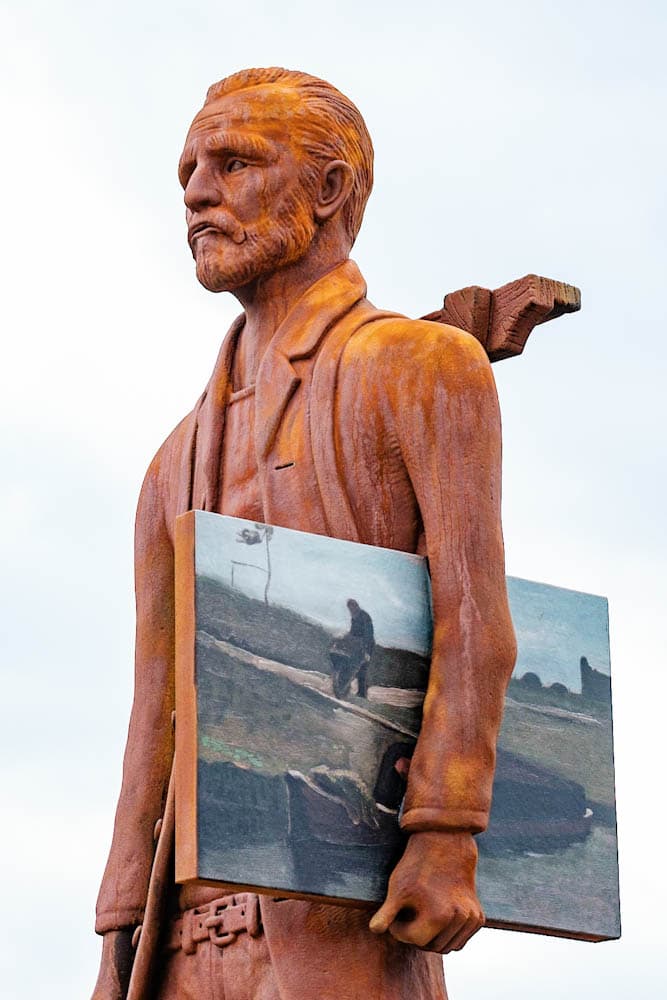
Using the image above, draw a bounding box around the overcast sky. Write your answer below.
[1,1,665,997]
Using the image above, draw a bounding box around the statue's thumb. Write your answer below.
[369,900,398,935]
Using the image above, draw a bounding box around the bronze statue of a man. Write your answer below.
[92,67,517,1000]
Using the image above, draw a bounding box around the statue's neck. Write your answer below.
[231,242,350,387]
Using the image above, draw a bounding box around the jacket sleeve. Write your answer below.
[383,321,517,834]
[94,434,182,933]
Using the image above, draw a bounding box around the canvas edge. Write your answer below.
[176,876,379,911]
[603,594,622,940]
[174,509,198,883]
[484,918,618,943]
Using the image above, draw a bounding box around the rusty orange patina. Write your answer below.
[91,67,577,1000]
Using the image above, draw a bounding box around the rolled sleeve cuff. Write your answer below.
[95,907,144,935]
[400,806,488,835]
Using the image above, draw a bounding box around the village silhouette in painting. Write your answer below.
[176,512,620,941]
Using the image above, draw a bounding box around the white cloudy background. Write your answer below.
[0,1,665,997]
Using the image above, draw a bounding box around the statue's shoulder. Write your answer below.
[138,406,199,508]
[149,406,199,476]
[343,306,491,381]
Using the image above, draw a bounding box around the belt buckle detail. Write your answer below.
[205,902,237,948]
[207,924,237,948]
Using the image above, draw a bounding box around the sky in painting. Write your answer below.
[1,1,665,998]
[196,511,434,655]
[507,577,610,690]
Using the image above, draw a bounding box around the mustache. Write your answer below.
[187,215,247,249]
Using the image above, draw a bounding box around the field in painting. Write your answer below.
[481,685,618,938]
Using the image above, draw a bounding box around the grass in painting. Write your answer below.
[480,674,619,937]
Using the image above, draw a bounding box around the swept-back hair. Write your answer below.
[204,67,374,244]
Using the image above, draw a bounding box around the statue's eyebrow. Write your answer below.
[178,130,278,185]
[204,131,276,160]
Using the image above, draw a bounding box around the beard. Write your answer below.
[194,185,317,293]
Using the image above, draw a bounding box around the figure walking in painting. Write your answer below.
[329,599,375,699]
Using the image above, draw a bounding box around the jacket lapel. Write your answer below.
[255,260,367,460]
[191,315,244,511]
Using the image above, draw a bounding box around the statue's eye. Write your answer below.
[227,159,247,173]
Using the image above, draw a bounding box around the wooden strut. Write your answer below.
[127,754,176,1000]
[125,271,580,999]
[421,273,581,362]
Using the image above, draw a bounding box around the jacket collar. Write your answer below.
[255,259,367,458]
[266,259,366,362]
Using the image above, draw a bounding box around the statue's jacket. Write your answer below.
[96,260,515,960]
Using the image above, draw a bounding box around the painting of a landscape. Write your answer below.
[175,511,620,941]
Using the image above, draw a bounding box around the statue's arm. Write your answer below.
[398,326,516,834]
[91,930,134,1000]
[369,321,517,951]
[92,438,179,996]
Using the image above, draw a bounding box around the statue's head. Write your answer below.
[179,68,374,293]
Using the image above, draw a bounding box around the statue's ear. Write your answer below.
[314,160,354,224]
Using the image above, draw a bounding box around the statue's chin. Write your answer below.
[195,251,301,295]
[195,254,257,294]
[196,269,237,293]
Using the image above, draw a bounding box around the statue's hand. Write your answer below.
[369,830,484,953]
[90,929,134,1000]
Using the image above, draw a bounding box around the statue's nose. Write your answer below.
[184,164,222,212]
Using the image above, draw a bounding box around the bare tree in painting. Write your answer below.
[232,523,274,605]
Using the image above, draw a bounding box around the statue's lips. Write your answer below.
[189,224,223,242]
[188,223,246,246]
